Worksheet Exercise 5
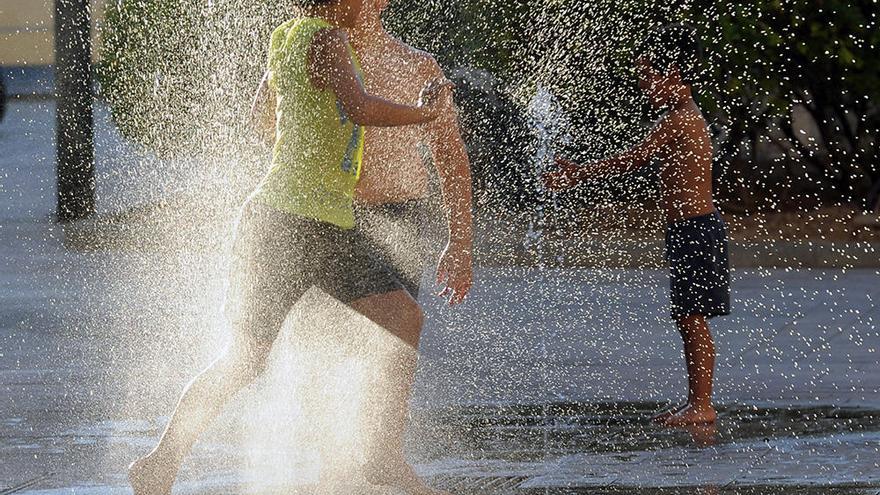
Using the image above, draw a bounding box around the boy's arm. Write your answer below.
[249,71,276,146]
[426,74,474,305]
[309,29,447,127]
[545,112,680,191]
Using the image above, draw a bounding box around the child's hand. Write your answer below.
[418,77,455,118]
[436,241,473,306]
[543,157,584,191]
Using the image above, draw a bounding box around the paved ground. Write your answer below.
[2,99,879,494]
[1,216,878,494]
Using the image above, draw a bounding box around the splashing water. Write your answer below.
[525,85,571,264]
[3,1,880,493]
[524,85,572,484]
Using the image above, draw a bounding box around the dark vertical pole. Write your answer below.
[55,0,95,222]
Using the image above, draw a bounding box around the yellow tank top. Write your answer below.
[253,17,365,229]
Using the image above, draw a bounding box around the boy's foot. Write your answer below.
[650,404,685,424]
[662,403,717,427]
[129,453,175,495]
[363,459,451,495]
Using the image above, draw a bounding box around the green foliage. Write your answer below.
[688,0,880,206]
[384,1,533,79]
[98,0,879,206]
[98,0,289,155]
[98,0,200,152]
[386,0,662,155]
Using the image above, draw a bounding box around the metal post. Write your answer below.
[55,0,95,221]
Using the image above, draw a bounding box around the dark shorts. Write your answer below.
[225,200,430,340]
[352,199,431,299]
[665,211,731,320]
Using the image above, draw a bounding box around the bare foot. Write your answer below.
[651,403,686,424]
[363,460,450,495]
[128,453,175,495]
[662,403,717,427]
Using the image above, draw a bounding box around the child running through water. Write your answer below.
[545,24,730,426]
[129,0,454,493]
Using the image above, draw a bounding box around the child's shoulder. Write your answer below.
[390,39,444,78]
[272,17,343,45]
[661,103,707,133]
[268,19,348,78]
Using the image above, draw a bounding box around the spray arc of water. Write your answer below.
[525,85,571,267]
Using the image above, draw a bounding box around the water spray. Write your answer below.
[526,83,571,484]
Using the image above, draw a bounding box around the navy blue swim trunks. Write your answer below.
[665,210,731,319]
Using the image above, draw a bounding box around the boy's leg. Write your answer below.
[664,314,717,426]
[661,213,729,426]
[348,290,450,495]
[128,323,281,495]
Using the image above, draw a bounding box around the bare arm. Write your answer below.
[427,82,474,304]
[545,113,680,191]
[249,71,276,146]
[309,29,444,127]
[429,92,473,248]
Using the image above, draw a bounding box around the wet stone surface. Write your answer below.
[1,219,879,493]
[413,403,880,491]
[2,401,879,493]
[1,218,879,493]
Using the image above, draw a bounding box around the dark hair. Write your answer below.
[638,24,703,85]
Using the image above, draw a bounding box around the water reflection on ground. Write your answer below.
[411,402,880,492]
[4,400,877,494]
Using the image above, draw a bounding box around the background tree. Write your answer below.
[690,0,880,210]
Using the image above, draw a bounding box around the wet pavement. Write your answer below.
[1,217,878,494]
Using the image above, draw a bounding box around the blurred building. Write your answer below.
[0,0,105,66]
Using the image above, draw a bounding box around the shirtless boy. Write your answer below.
[343,0,474,492]
[545,24,730,426]
[129,0,458,493]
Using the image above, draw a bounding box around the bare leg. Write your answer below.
[129,322,279,495]
[348,290,450,495]
[663,314,717,426]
